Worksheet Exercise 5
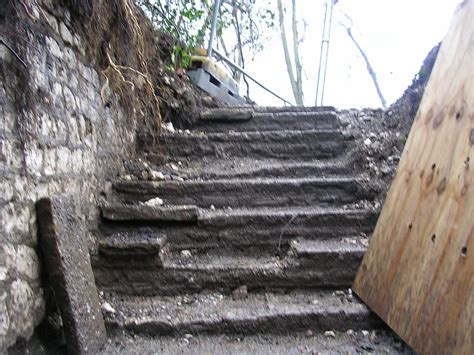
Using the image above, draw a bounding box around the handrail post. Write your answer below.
[207,0,222,57]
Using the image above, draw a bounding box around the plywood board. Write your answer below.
[352,1,473,354]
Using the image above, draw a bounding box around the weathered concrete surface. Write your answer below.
[113,177,375,207]
[103,290,380,335]
[99,207,377,254]
[36,196,106,354]
[199,108,339,132]
[156,129,347,160]
[101,332,413,354]
[94,241,366,295]
[101,204,199,222]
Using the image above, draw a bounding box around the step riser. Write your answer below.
[106,308,380,336]
[154,131,347,159]
[114,180,370,207]
[101,212,377,253]
[198,112,339,132]
[93,258,363,296]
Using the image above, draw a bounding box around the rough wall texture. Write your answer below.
[0,1,139,350]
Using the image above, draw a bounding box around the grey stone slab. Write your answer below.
[36,195,106,354]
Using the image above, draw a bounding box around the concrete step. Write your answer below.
[197,110,339,132]
[112,177,375,207]
[97,233,167,267]
[103,330,412,354]
[103,289,381,336]
[100,206,377,253]
[93,238,366,295]
[101,204,199,222]
[153,129,348,160]
[152,154,361,180]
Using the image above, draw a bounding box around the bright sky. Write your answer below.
[240,0,463,108]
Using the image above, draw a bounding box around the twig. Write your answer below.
[0,39,27,67]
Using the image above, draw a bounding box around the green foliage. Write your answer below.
[137,0,275,70]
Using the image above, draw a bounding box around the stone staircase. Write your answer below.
[92,107,393,344]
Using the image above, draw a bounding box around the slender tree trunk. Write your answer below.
[345,27,386,108]
[291,0,303,104]
[277,0,303,105]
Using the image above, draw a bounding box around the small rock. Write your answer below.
[210,205,216,210]
[364,138,372,146]
[101,302,116,314]
[184,129,191,135]
[140,170,150,180]
[121,174,133,181]
[163,121,175,133]
[361,330,370,337]
[166,315,172,321]
[311,299,319,305]
[181,250,192,258]
[184,333,193,340]
[346,329,354,335]
[175,176,185,182]
[149,170,165,180]
[170,163,179,171]
[144,197,164,207]
[232,285,248,300]
[380,166,391,176]
[305,329,314,337]
[324,330,336,338]
[178,161,183,166]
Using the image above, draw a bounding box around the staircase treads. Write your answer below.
[103,290,380,335]
[198,109,339,132]
[159,156,357,180]
[94,242,365,295]
[155,129,347,159]
[101,204,199,222]
[112,177,372,207]
[99,206,377,252]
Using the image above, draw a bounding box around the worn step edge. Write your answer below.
[101,204,199,222]
[103,290,380,335]
[160,128,341,141]
[98,233,167,256]
[113,176,364,193]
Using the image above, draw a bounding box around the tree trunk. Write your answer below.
[345,27,387,108]
[277,0,303,105]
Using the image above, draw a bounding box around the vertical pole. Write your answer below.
[315,0,334,106]
[207,0,222,57]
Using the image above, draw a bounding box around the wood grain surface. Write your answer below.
[352,1,473,354]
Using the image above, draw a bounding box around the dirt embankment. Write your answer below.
[339,43,440,200]
[61,0,222,136]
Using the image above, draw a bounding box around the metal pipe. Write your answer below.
[207,0,222,57]
[213,48,293,106]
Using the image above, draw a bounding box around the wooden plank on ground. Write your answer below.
[352,1,474,354]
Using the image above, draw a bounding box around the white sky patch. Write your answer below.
[240,0,462,108]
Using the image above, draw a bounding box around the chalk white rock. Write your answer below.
[144,197,164,207]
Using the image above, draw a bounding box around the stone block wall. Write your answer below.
[0,1,140,350]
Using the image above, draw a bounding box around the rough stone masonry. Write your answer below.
[0,1,140,350]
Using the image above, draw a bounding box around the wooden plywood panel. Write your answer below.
[352,1,473,354]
